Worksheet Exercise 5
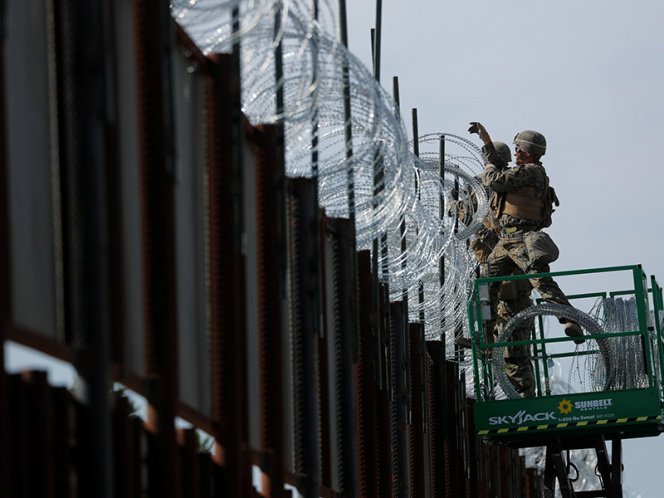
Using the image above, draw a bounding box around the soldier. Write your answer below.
[457,141,534,357]
[467,141,509,265]
[468,122,583,397]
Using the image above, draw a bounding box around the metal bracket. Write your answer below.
[543,435,624,498]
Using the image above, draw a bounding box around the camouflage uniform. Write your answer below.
[482,158,570,397]
[468,144,506,265]
[468,200,499,264]
[463,146,534,378]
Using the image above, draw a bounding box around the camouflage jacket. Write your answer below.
[482,161,549,230]
[478,143,505,226]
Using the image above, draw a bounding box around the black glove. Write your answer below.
[468,121,490,144]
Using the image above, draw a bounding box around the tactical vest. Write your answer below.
[491,182,559,227]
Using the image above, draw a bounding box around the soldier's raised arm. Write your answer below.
[469,122,507,169]
[468,121,492,146]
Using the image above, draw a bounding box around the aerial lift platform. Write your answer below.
[467,264,664,497]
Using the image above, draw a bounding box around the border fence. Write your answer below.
[0,1,546,496]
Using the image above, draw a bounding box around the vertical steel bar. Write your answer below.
[468,284,484,400]
[611,437,623,498]
[230,2,243,251]
[337,0,355,220]
[594,436,614,493]
[52,387,73,498]
[26,371,56,497]
[178,429,201,498]
[0,0,10,493]
[337,0,361,416]
[286,179,322,498]
[445,361,462,496]
[633,267,654,385]
[311,0,320,184]
[355,250,377,498]
[252,124,286,498]
[375,365,392,497]
[318,219,332,491]
[425,342,444,497]
[411,109,425,324]
[104,1,127,366]
[456,371,469,496]
[392,75,412,415]
[370,0,384,285]
[439,136,446,343]
[274,4,284,119]
[498,447,510,497]
[85,3,114,496]
[373,0,382,83]
[411,110,420,158]
[389,302,409,497]
[537,313,552,395]
[44,0,67,344]
[369,3,387,399]
[133,0,179,496]
[54,1,115,495]
[227,19,250,495]
[206,52,251,497]
[407,324,425,498]
[651,276,664,391]
[113,392,140,498]
[465,401,479,498]
[337,0,360,381]
[310,1,323,343]
[393,77,407,309]
[9,374,32,496]
[323,218,360,496]
[309,7,324,491]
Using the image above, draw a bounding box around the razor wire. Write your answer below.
[171,0,497,350]
[492,303,611,400]
[463,296,657,402]
[595,296,652,390]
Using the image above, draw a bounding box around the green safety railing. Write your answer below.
[467,264,664,403]
[468,264,664,439]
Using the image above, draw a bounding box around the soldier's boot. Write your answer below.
[559,318,584,345]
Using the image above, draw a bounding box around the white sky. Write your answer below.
[346,0,663,281]
[345,1,663,496]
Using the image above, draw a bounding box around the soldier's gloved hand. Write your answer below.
[468,122,490,143]
[468,122,482,134]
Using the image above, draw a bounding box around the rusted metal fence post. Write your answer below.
[206,52,253,497]
[0,0,10,492]
[250,124,287,497]
[133,1,179,496]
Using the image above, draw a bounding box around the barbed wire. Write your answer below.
[172,0,493,348]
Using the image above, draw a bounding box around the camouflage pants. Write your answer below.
[487,230,569,397]
[470,227,499,265]
[491,281,535,397]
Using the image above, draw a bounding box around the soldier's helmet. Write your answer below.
[492,141,512,165]
[513,130,546,156]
